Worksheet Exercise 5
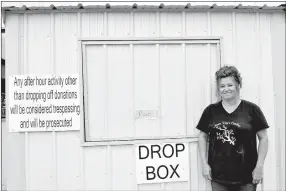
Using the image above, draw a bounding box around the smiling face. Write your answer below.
[218,76,240,101]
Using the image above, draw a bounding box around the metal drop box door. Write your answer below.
[79,37,221,190]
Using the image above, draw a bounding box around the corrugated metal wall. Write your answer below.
[4,10,284,191]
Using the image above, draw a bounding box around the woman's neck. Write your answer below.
[222,98,241,106]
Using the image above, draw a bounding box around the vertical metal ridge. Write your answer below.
[130,12,135,139]
[182,43,188,136]
[157,43,161,136]
[104,12,108,36]
[182,11,186,37]
[130,44,135,138]
[23,12,30,191]
[18,14,22,73]
[104,44,109,138]
[130,11,134,36]
[23,13,28,73]
[88,12,90,37]
[77,11,85,191]
[156,12,161,37]
[50,12,58,191]
[107,145,113,190]
[207,12,211,36]
[207,44,212,107]
[231,12,237,66]
[256,12,262,107]
[50,13,55,73]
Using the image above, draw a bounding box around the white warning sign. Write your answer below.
[8,75,80,132]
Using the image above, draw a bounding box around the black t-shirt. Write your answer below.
[196,99,269,185]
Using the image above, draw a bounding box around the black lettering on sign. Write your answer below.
[146,166,156,180]
[175,143,185,157]
[151,144,161,159]
[162,144,174,158]
[157,165,169,179]
[170,164,180,178]
[139,146,149,159]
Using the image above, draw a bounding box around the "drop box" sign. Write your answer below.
[135,143,189,184]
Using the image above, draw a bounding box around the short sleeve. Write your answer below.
[252,104,269,132]
[196,105,212,134]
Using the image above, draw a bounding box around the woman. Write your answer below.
[196,66,269,191]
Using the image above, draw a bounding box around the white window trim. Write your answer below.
[79,37,223,146]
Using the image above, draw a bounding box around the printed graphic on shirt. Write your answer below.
[213,121,241,145]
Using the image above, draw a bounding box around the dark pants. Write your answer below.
[211,181,257,191]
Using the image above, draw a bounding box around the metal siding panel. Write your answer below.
[111,145,137,190]
[89,12,105,37]
[83,146,108,190]
[134,12,157,37]
[56,132,81,190]
[197,146,211,191]
[27,14,52,74]
[107,12,131,37]
[81,13,91,37]
[259,13,277,191]
[85,45,106,140]
[3,26,26,183]
[160,44,186,136]
[210,44,220,103]
[28,133,53,190]
[164,181,189,190]
[186,12,208,36]
[210,12,234,66]
[235,13,260,105]
[160,12,182,37]
[185,44,211,135]
[134,44,160,137]
[271,13,285,191]
[189,142,199,190]
[107,45,134,138]
[138,183,162,190]
[54,13,78,73]
[25,13,54,191]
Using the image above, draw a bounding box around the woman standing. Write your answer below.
[197,66,269,191]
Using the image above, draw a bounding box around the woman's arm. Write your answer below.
[252,129,269,184]
[198,131,212,180]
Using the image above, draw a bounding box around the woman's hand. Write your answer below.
[252,165,263,184]
[202,163,212,180]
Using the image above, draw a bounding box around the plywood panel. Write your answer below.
[83,146,108,190]
[107,45,133,138]
[56,132,81,190]
[160,44,186,136]
[134,44,160,137]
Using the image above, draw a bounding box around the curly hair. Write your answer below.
[215,65,242,88]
